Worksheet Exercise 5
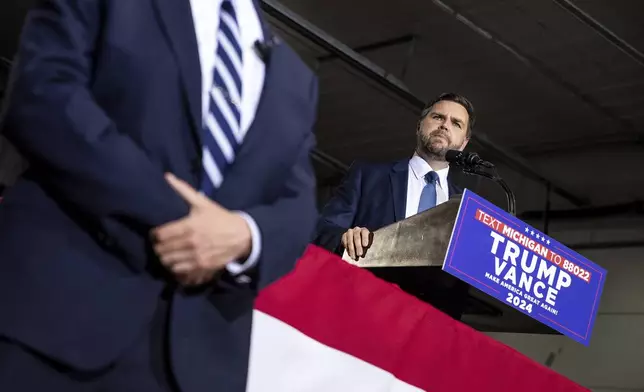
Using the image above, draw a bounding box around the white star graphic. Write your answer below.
[536,234,541,240]
[530,230,535,236]
[525,227,529,233]
[541,236,546,242]
[547,239,551,245]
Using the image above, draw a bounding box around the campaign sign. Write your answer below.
[443,189,607,345]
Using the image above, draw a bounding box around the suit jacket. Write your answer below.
[314,159,461,253]
[0,1,318,391]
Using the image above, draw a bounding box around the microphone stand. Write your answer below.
[461,165,517,216]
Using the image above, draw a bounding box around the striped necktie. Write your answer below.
[201,0,244,196]
[417,171,439,213]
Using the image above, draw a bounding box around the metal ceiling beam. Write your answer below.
[261,0,588,206]
[317,34,415,63]
[551,0,644,69]
[262,0,423,109]
[517,0,644,156]
[430,0,642,150]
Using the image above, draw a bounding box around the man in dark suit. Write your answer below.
[313,93,474,319]
[0,0,318,391]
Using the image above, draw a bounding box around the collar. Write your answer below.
[409,153,450,188]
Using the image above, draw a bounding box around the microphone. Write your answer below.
[445,150,494,168]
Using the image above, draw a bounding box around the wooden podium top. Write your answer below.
[342,196,462,268]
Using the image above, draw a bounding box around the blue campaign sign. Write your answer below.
[442,190,607,346]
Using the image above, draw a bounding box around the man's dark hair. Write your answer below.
[419,92,476,137]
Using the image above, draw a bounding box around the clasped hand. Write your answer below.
[151,174,252,287]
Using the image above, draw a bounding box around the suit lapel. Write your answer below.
[153,0,202,139]
[390,160,409,222]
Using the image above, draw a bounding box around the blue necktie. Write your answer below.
[201,0,244,196]
[417,171,439,213]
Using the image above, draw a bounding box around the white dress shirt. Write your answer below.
[404,153,450,218]
[189,0,265,277]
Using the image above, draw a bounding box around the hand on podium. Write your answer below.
[341,227,373,260]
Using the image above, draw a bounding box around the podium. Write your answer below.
[341,194,558,334]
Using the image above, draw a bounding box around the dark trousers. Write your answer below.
[0,293,180,392]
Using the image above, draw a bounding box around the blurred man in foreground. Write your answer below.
[0,0,318,390]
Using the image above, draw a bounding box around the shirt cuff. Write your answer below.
[226,211,262,280]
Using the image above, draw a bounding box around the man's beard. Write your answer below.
[418,130,457,159]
